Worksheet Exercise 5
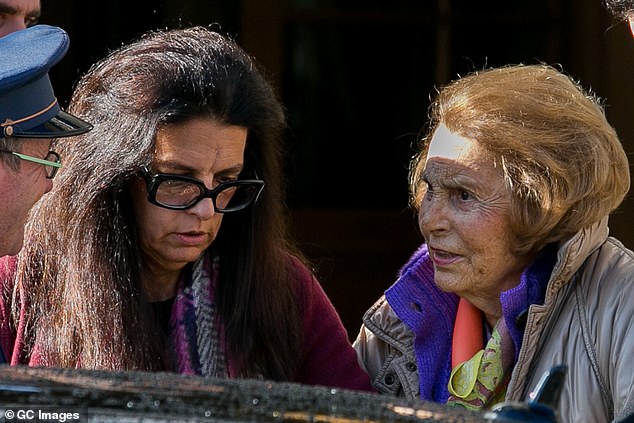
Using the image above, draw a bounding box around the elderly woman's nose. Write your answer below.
[418,196,449,233]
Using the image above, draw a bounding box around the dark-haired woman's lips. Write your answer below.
[174,231,209,246]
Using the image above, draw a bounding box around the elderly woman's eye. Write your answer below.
[459,190,472,201]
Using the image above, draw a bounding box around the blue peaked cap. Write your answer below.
[0,25,92,139]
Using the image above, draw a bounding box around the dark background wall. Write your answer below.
[42,0,634,339]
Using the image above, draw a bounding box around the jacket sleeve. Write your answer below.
[353,297,420,398]
[599,241,634,421]
[291,259,374,392]
[353,297,392,386]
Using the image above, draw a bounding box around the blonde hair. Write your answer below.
[410,64,630,254]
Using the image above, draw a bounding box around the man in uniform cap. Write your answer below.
[0,25,91,257]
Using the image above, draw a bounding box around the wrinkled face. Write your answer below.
[417,125,533,315]
[131,117,247,277]
[0,138,53,256]
[0,0,40,37]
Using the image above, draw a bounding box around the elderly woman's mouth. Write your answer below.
[429,247,461,266]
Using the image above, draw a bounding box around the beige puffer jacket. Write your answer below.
[353,218,634,422]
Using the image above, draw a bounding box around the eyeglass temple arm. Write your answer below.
[12,152,62,168]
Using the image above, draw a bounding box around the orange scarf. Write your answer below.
[451,298,483,368]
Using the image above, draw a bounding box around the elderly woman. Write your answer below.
[353,64,634,421]
[0,27,373,391]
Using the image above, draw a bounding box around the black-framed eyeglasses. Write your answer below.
[140,167,265,212]
[0,148,62,179]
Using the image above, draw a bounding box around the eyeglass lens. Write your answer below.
[154,178,261,211]
[44,151,61,179]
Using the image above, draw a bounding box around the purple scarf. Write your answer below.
[385,243,556,402]
[168,252,231,377]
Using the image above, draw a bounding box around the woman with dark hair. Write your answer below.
[354,64,634,421]
[0,26,372,390]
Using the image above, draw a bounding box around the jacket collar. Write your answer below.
[545,217,609,298]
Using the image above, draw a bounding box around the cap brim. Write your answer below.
[11,110,93,139]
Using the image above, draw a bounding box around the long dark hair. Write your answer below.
[17,27,303,379]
